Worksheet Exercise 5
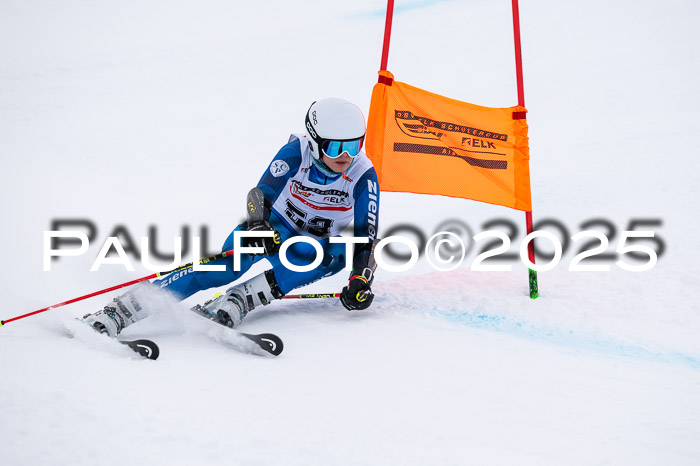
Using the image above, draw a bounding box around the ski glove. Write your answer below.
[241,221,282,256]
[340,275,374,311]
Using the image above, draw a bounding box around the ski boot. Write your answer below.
[81,283,155,337]
[197,270,283,328]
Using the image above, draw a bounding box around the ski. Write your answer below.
[120,339,160,360]
[237,332,284,356]
[62,319,160,360]
[190,304,284,356]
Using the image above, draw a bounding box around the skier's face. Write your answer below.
[322,153,353,173]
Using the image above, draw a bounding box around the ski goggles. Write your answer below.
[320,137,364,159]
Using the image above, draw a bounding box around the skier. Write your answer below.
[81,98,380,337]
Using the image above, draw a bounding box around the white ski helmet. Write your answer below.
[304,98,366,161]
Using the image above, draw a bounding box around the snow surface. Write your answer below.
[2,0,700,465]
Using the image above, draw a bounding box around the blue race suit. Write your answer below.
[154,135,379,299]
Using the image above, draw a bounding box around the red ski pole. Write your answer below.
[0,250,341,327]
[0,249,236,327]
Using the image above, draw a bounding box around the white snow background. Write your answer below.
[1,0,700,465]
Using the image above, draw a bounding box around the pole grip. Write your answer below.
[283,293,340,299]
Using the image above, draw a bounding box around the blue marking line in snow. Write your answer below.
[351,0,453,19]
[440,310,700,371]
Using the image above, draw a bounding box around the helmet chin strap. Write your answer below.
[313,154,350,177]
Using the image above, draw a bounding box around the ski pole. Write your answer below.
[0,251,342,327]
[283,293,340,299]
[0,249,236,327]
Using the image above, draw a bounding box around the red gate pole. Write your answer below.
[378,0,395,80]
[512,0,539,299]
